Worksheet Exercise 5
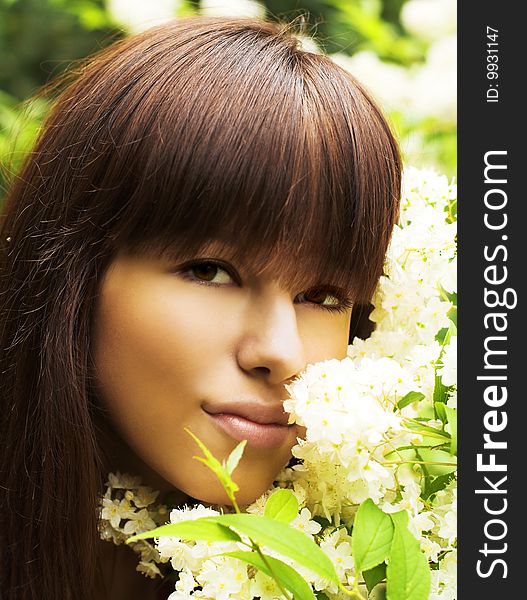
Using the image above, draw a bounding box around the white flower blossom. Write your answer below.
[200,0,265,19]
[107,0,183,33]
[122,508,158,535]
[438,336,457,387]
[197,557,251,600]
[401,0,456,42]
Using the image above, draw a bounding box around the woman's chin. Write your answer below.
[180,471,277,509]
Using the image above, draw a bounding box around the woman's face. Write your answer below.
[93,242,352,505]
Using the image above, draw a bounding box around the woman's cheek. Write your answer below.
[296,306,352,363]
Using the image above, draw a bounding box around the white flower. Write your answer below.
[420,537,442,562]
[401,0,456,42]
[107,472,142,490]
[446,387,457,409]
[167,592,193,600]
[290,508,322,537]
[131,485,160,508]
[174,569,198,594]
[411,36,457,123]
[101,497,136,528]
[107,0,183,33]
[200,0,265,18]
[136,560,162,578]
[331,51,410,114]
[438,336,457,387]
[98,520,127,544]
[169,504,220,523]
[429,550,457,600]
[319,530,354,582]
[122,508,158,535]
[197,557,250,600]
[437,509,457,546]
[249,571,285,599]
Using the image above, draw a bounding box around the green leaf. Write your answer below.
[185,428,239,493]
[352,499,394,573]
[386,511,430,600]
[363,562,387,592]
[434,321,457,408]
[404,421,451,439]
[434,327,449,345]
[369,582,387,600]
[264,489,299,524]
[397,391,425,410]
[125,520,241,545]
[417,449,457,477]
[434,400,447,423]
[389,510,408,529]
[186,427,226,470]
[203,514,340,584]
[422,473,456,501]
[224,551,315,600]
[394,442,450,451]
[225,440,247,475]
[383,448,416,463]
[434,375,448,412]
[445,407,457,456]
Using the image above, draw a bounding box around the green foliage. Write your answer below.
[185,428,246,508]
[422,472,455,501]
[386,512,430,600]
[0,90,48,201]
[351,499,394,573]
[444,406,457,455]
[263,0,422,60]
[127,519,242,544]
[0,0,457,202]
[349,503,431,600]
[363,563,387,593]
[264,488,299,524]
[0,0,119,100]
[224,551,316,600]
[396,391,425,410]
[131,430,445,599]
[324,0,427,63]
[208,513,340,585]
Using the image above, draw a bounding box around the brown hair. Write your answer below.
[0,16,401,599]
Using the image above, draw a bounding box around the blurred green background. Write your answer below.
[0,0,456,201]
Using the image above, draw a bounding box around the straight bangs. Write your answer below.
[47,17,401,302]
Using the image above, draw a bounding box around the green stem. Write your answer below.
[402,428,450,440]
[337,580,367,599]
[382,459,456,466]
[228,490,241,515]
[252,542,293,600]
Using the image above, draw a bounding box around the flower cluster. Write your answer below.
[100,166,457,599]
[281,357,417,521]
[98,472,172,579]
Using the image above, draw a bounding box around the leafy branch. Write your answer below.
[125,430,433,600]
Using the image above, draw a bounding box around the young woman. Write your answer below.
[0,16,401,600]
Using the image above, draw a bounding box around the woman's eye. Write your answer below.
[297,288,351,312]
[183,261,234,285]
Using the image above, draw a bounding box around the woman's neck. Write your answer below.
[93,411,188,598]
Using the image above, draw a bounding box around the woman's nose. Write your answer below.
[236,291,306,385]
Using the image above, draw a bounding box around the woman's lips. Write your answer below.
[202,402,294,449]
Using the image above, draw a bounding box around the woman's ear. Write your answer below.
[348,303,375,344]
